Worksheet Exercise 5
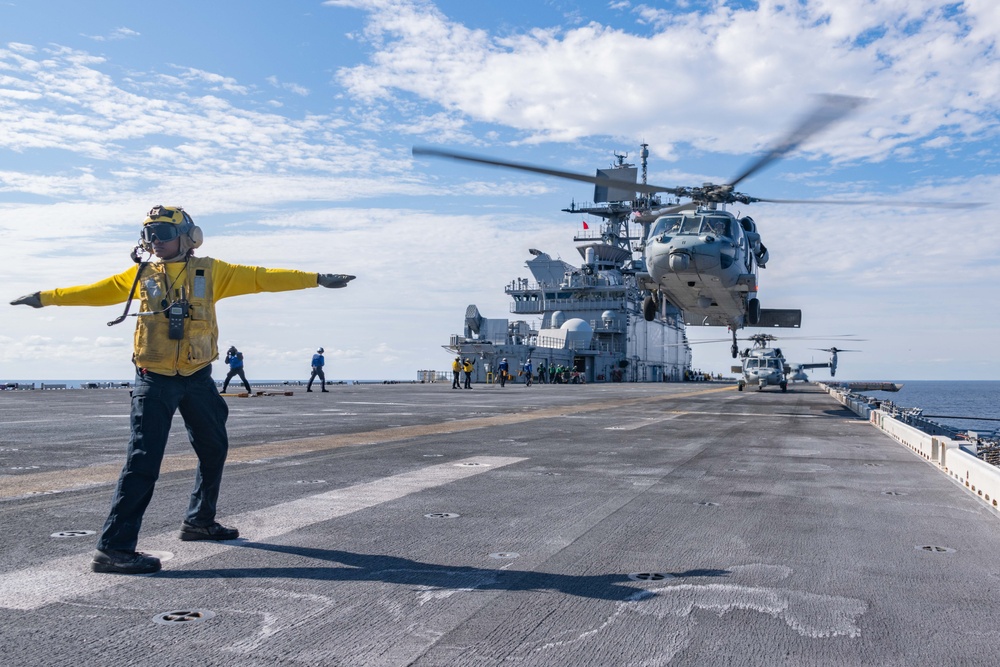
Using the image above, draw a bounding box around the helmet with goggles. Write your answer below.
[140,205,203,250]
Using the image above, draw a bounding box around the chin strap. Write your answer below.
[108,245,150,327]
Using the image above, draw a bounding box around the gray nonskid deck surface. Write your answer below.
[1,383,998,666]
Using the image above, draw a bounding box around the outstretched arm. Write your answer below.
[212,260,355,299]
[11,266,139,308]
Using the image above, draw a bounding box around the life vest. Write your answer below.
[133,257,219,376]
[452,360,461,372]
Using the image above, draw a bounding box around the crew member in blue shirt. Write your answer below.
[222,346,252,394]
[308,347,328,392]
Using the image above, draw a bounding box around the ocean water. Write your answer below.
[863,380,1000,436]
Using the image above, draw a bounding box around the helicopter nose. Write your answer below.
[669,253,690,271]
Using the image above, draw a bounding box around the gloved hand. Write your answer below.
[11,292,42,308]
[317,274,356,289]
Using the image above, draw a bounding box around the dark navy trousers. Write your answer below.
[97,365,230,552]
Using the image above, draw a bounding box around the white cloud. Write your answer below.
[82,27,140,42]
[266,75,310,96]
[335,0,1000,162]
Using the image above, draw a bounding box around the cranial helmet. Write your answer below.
[317,347,324,353]
[141,205,203,254]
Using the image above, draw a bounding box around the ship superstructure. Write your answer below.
[445,147,692,383]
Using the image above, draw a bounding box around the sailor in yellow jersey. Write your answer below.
[10,205,355,574]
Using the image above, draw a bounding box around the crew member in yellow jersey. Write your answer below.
[10,205,355,575]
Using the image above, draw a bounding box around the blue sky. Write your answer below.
[2,0,999,381]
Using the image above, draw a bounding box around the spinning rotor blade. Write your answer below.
[633,201,698,223]
[753,197,983,209]
[727,94,867,189]
[413,146,683,197]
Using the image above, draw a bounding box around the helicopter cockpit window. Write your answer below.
[649,216,682,239]
[746,358,759,368]
[704,217,731,238]
[680,216,702,234]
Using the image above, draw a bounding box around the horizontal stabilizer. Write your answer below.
[754,309,801,328]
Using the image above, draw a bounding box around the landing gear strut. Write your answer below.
[642,294,657,322]
[730,329,739,359]
[748,297,761,325]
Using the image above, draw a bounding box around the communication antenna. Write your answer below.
[640,143,649,185]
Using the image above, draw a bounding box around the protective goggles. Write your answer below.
[141,223,184,243]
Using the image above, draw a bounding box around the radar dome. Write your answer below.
[560,318,593,333]
[560,318,594,348]
[550,311,566,328]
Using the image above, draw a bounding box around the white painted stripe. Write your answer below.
[605,414,682,431]
[0,455,525,611]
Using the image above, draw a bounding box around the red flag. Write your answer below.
[582,221,589,230]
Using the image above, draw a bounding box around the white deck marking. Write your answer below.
[0,455,525,611]
[605,414,683,431]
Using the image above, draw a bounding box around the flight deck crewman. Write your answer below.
[462,357,475,389]
[10,205,355,575]
[307,347,328,392]
[222,346,252,394]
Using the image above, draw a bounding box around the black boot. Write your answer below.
[91,549,161,574]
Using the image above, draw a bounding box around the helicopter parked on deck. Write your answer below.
[715,334,861,391]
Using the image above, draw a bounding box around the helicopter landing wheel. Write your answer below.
[780,382,787,392]
[730,343,739,358]
[737,382,744,391]
[748,297,761,325]
[642,295,657,322]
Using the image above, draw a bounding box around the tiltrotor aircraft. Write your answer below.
[785,361,831,383]
[801,346,861,380]
[414,94,974,359]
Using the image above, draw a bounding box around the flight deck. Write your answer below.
[2,382,999,666]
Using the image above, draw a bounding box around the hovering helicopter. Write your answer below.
[413,94,977,359]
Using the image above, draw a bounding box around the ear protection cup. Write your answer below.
[187,225,204,249]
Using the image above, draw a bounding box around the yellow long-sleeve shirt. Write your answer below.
[40,258,319,375]
[40,259,318,307]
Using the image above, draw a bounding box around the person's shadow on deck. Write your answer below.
[156,541,730,602]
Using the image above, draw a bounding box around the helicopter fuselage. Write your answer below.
[642,208,761,328]
[738,347,788,392]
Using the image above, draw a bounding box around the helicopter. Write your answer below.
[730,334,790,391]
[730,334,859,391]
[413,94,977,359]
